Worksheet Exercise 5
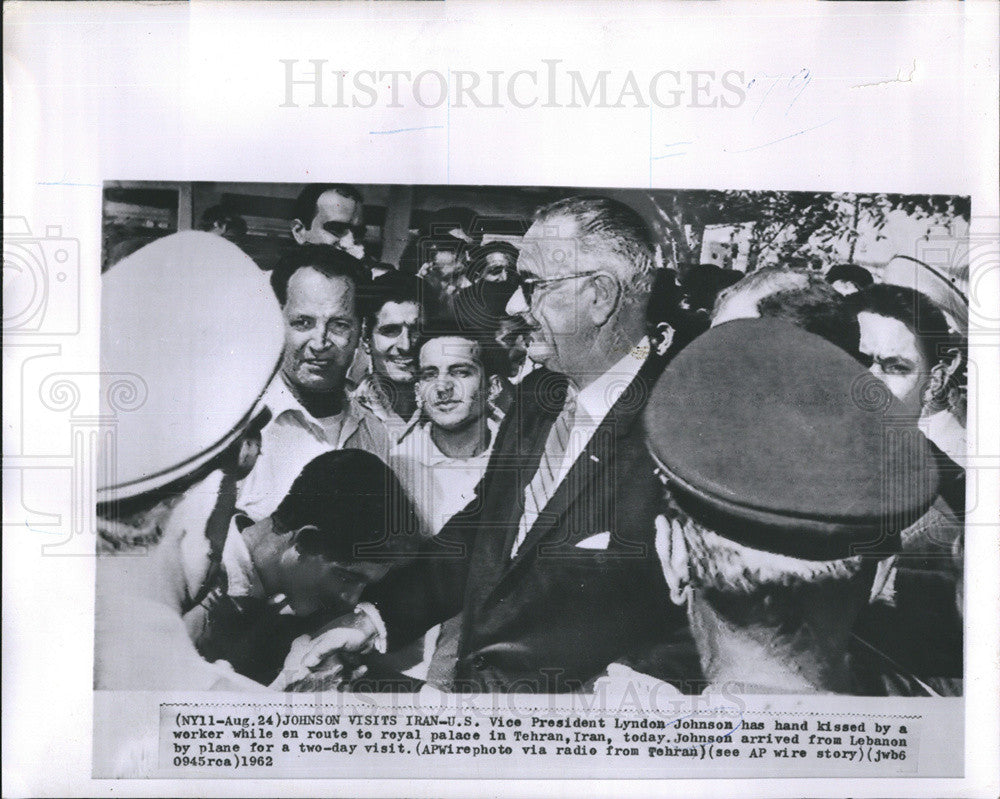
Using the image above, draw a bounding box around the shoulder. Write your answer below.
[350,375,381,414]
[347,397,392,453]
[514,368,568,414]
[350,392,382,423]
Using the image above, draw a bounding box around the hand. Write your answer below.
[296,624,374,671]
[283,666,367,693]
[279,632,371,693]
[272,614,376,690]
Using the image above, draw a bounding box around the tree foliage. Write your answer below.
[642,190,969,273]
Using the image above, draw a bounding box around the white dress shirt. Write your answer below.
[384,418,499,682]
[510,338,649,558]
[919,408,967,470]
[237,373,389,520]
[390,418,499,536]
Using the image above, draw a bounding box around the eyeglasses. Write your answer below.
[519,270,606,304]
[322,221,366,241]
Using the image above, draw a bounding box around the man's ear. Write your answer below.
[290,219,308,245]
[927,347,964,405]
[588,272,621,326]
[654,514,691,606]
[286,525,322,555]
[939,347,964,383]
[487,374,504,402]
[653,322,676,356]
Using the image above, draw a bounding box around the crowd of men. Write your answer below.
[95,184,967,697]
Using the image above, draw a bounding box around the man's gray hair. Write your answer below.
[534,196,656,299]
[662,491,871,596]
[711,265,819,323]
[680,515,869,595]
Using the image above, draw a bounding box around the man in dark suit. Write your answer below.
[349,197,699,693]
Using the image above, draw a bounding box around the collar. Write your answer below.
[352,374,419,422]
[918,409,967,469]
[352,374,422,443]
[262,372,383,447]
[403,417,499,466]
[575,336,650,422]
[261,373,346,428]
[221,518,266,600]
[351,373,392,419]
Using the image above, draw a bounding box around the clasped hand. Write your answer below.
[272,612,376,692]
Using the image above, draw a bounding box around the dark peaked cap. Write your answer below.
[643,319,939,561]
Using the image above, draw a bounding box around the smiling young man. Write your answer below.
[237,245,388,520]
[351,270,428,441]
[383,319,508,685]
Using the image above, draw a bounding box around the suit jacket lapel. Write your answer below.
[500,352,668,574]
[468,373,565,597]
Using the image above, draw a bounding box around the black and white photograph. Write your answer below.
[95,181,971,700]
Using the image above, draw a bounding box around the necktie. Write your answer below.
[511,390,578,558]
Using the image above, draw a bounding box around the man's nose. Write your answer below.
[398,326,412,352]
[309,327,334,350]
[506,285,529,317]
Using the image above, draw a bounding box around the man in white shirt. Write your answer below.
[383,321,508,682]
[238,245,388,520]
[95,231,287,692]
[391,320,507,535]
